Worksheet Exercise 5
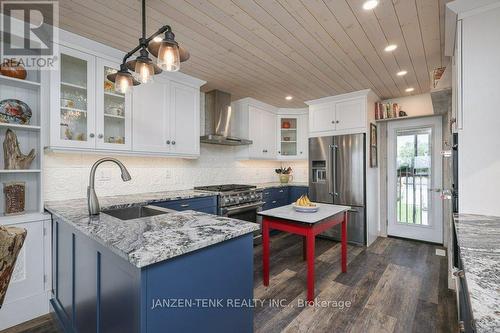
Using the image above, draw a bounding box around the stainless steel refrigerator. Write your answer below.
[309,134,366,245]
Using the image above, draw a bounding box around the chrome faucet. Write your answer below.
[88,158,132,216]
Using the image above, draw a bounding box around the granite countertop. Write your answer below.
[453,214,500,332]
[45,190,259,269]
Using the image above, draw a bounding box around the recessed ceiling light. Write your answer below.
[405,87,414,92]
[384,44,397,52]
[362,0,379,10]
[397,70,407,76]
[285,96,293,100]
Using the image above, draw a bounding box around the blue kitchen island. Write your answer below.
[45,190,259,333]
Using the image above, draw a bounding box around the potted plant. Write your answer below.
[275,166,293,184]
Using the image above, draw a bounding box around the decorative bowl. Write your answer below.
[292,203,319,213]
[0,99,32,124]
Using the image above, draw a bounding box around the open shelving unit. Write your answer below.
[0,65,46,222]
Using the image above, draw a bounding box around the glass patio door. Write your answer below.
[387,117,443,243]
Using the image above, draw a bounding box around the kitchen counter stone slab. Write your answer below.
[453,214,500,333]
[45,190,259,268]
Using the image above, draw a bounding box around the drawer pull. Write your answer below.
[272,200,277,204]
[453,270,465,278]
[180,204,190,208]
[264,192,270,195]
[279,189,284,193]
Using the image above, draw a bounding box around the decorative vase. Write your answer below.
[279,174,293,184]
[0,59,27,80]
[282,121,291,129]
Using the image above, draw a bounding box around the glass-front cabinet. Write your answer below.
[96,59,132,150]
[52,46,95,148]
[277,114,307,160]
[51,46,131,151]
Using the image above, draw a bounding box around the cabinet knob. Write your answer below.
[336,120,340,124]
[331,120,335,124]
[89,133,95,138]
[172,140,176,145]
[166,140,171,145]
[278,151,281,154]
[263,149,267,153]
[98,134,103,139]
[300,151,303,154]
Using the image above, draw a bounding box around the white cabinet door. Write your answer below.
[169,81,200,156]
[95,58,132,151]
[248,106,263,158]
[309,103,335,134]
[298,113,308,159]
[335,98,366,131]
[50,45,96,149]
[261,109,277,158]
[132,80,169,153]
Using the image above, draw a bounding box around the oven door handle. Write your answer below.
[222,201,265,215]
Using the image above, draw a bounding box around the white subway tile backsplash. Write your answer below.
[43,147,308,201]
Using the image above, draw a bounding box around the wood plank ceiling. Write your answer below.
[57,0,450,107]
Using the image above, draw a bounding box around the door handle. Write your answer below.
[332,144,338,196]
[428,188,442,193]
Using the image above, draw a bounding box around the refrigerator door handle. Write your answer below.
[328,144,334,196]
[332,144,338,197]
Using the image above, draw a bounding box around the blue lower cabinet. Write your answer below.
[153,196,217,215]
[51,218,254,333]
[288,186,309,204]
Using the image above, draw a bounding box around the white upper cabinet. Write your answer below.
[168,81,200,156]
[335,98,366,132]
[306,90,376,137]
[309,103,335,134]
[50,45,96,149]
[133,77,202,157]
[277,111,308,160]
[247,106,276,159]
[49,35,205,157]
[132,79,169,153]
[96,58,132,151]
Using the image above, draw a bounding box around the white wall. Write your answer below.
[383,93,434,117]
[458,6,500,216]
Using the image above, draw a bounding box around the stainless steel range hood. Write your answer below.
[200,90,252,146]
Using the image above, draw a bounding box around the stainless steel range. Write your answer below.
[194,184,264,241]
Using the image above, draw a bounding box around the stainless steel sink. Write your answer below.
[102,205,172,220]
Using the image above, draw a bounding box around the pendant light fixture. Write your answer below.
[106,0,189,93]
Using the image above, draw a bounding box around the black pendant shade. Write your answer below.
[106,71,140,85]
[148,43,190,63]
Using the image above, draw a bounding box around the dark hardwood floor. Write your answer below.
[1,235,457,333]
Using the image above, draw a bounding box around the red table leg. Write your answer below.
[262,217,270,286]
[306,231,315,303]
[341,211,348,273]
[302,236,307,261]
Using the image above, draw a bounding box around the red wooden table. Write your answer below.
[259,204,349,303]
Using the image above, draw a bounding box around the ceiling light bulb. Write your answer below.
[153,36,162,43]
[134,60,154,84]
[397,70,407,76]
[405,87,414,92]
[362,0,379,10]
[285,96,293,100]
[158,43,180,72]
[384,44,397,52]
[115,72,133,94]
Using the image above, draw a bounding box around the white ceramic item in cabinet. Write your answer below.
[95,58,132,151]
[50,45,96,149]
